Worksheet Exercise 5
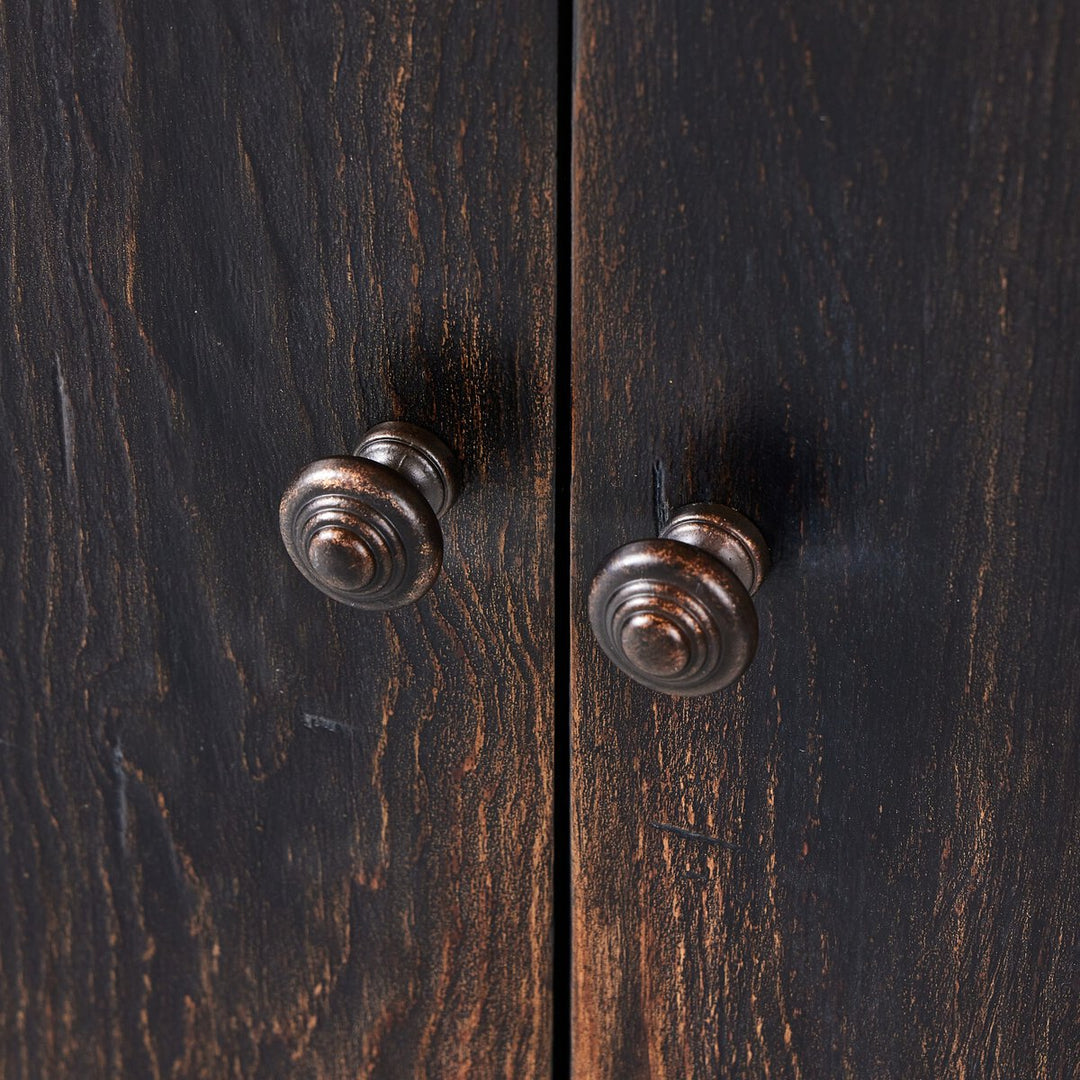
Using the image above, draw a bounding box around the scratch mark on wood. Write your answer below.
[109,739,130,853]
[53,353,75,488]
[299,712,357,736]
[653,459,669,533]
[649,821,744,852]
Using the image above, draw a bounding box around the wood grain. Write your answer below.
[571,1,1080,1076]
[0,1,556,1076]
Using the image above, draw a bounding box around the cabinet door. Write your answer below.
[0,3,555,1076]
[571,2,1080,1076]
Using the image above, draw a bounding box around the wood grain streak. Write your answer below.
[571,2,1080,1076]
[0,1,555,1076]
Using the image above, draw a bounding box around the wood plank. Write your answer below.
[571,2,1080,1075]
[0,1,556,1075]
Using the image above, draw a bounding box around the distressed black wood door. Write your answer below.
[571,1,1080,1077]
[4,0,1080,1076]
[0,3,556,1076]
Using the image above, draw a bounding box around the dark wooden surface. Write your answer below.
[0,2,556,1076]
[571,1,1080,1076]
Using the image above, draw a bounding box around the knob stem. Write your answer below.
[355,422,461,518]
[660,503,769,595]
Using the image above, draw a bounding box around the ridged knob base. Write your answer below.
[588,503,769,696]
[280,422,461,610]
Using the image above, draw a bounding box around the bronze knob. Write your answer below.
[280,422,461,609]
[588,504,770,696]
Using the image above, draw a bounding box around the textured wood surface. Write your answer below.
[571,1,1080,1076]
[0,2,555,1076]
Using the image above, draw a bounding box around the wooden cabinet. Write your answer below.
[2,2,1077,1077]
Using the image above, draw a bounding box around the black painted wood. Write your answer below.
[0,2,556,1076]
[571,1,1080,1076]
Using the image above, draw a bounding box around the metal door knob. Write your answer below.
[280,422,461,609]
[588,504,769,696]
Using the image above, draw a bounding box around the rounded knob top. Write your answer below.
[279,423,460,610]
[619,611,693,677]
[307,525,377,591]
[588,504,768,696]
